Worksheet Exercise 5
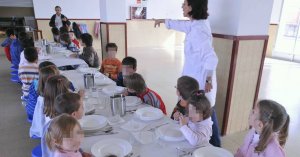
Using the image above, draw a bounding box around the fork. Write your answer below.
[147,123,169,131]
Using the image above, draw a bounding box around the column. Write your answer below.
[99,0,127,60]
[208,0,274,135]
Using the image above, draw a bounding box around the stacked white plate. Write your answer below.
[193,146,233,157]
[135,107,164,121]
[91,138,132,157]
[125,96,142,107]
[79,115,107,132]
[156,124,185,142]
[102,86,125,95]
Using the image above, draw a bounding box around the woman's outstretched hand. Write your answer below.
[154,19,165,28]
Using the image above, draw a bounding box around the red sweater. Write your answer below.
[138,88,167,114]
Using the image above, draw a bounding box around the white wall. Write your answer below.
[237,0,274,35]
[33,0,100,19]
[208,0,242,35]
[100,0,126,22]
[270,0,283,24]
[0,0,33,7]
[208,0,274,36]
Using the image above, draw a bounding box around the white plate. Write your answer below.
[79,115,107,131]
[125,96,142,107]
[193,146,233,157]
[156,124,185,142]
[91,138,132,157]
[39,55,52,60]
[135,107,164,121]
[107,115,125,126]
[102,86,125,95]
[121,120,147,132]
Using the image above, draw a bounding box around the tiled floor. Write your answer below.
[0,45,299,157]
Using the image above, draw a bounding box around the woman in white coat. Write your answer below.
[154,0,220,146]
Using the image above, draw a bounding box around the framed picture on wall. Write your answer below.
[130,6,147,19]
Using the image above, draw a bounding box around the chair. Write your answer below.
[31,143,42,157]
[193,146,233,157]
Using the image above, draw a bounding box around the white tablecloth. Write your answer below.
[80,91,208,157]
[61,70,116,90]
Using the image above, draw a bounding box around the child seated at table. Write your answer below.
[71,33,99,68]
[60,33,79,52]
[1,28,15,62]
[171,76,199,120]
[116,56,137,87]
[42,93,90,157]
[179,90,212,146]
[46,114,84,157]
[235,100,290,157]
[30,75,72,138]
[26,62,59,121]
[18,47,39,100]
[100,43,121,80]
[124,73,167,114]
[69,30,80,48]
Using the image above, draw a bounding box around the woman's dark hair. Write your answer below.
[80,33,93,47]
[60,33,71,44]
[122,56,137,70]
[43,75,71,118]
[6,29,15,37]
[106,43,118,51]
[24,47,38,63]
[177,76,199,100]
[188,90,211,119]
[51,27,60,35]
[54,93,81,116]
[187,0,209,20]
[255,100,290,152]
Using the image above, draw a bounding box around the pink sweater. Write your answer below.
[180,118,213,146]
[235,128,285,157]
[53,150,82,157]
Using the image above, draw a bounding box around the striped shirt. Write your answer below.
[18,63,39,97]
[137,88,167,114]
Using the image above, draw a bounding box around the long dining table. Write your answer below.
[37,41,210,157]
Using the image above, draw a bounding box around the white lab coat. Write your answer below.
[165,19,218,107]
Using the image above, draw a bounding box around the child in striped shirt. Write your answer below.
[18,47,39,99]
[124,73,167,114]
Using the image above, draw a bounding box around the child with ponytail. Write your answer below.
[235,100,290,157]
[179,90,213,146]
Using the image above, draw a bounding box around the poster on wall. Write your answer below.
[130,6,147,19]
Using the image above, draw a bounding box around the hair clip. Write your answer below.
[196,90,205,96]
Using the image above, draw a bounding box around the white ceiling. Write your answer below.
[0,0,33,7]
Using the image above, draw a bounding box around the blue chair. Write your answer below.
[32,144,42,157]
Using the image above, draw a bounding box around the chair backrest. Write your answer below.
[193,146,233,157]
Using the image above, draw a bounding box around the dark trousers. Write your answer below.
[209,107,221,147]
